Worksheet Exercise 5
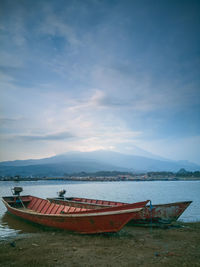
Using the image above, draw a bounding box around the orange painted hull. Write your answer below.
[2,196,149,234]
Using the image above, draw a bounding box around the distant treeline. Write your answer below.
[64,171,134,177]
[64,169,200,178]
[1,169,200,180]
[147,169,200,178]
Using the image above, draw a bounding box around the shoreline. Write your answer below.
[0,222,200,266]
[1,177,200,182]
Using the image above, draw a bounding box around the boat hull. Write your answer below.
[2,196,149,234]
[132,201,192,224]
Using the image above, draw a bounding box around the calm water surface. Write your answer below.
[0,180,200,239]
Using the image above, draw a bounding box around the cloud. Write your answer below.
[92,65,199,113]
[67,90,132,113]
[90,90,129,108]
[0,51,24,68]
[67,88,164,114]
[39,8,80,47]
[7,131,75,142]
[0,117,20,125]
[0,2,27,48]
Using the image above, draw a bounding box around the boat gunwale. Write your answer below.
[55,197,192,208]
[146,200,192,208]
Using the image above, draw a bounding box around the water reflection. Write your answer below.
[1,212,42,235]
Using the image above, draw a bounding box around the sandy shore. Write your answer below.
[0,222,200,267]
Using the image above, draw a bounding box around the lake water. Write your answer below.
[0,180,200,240]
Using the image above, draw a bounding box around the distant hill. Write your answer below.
[0,150,200,177]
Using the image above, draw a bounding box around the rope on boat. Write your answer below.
[18,196,25,208]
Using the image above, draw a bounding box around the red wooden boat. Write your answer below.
[49,195,192,224]
[2,195,149,234]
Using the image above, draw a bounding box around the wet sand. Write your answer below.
[0,222,200,267]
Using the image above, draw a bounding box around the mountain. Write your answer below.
[0,150,200,177]
[0,161,127,177]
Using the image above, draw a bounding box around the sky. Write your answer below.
[0,0,200,164]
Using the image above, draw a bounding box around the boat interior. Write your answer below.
[67,197,124,206]
[48,198,115,209]
[49,197,125,209]
[2,196,90,215]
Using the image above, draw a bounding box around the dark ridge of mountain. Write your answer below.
[0,160,128,177]
[0,157,63,167]
[0,150,199,176]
